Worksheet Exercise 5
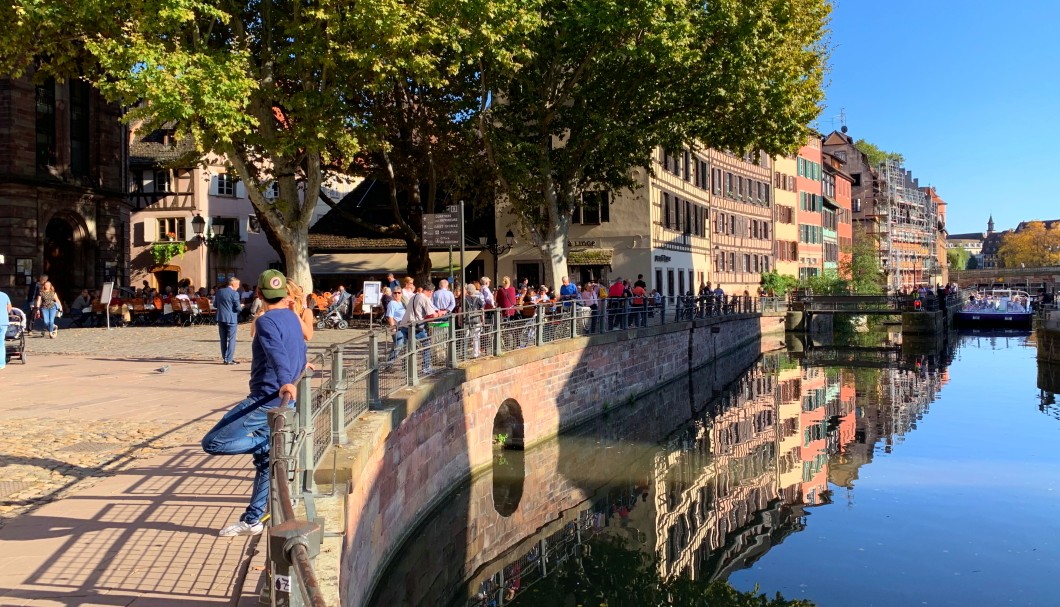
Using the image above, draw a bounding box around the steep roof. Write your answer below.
[129,127,198,166]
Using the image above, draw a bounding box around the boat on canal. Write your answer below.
[956,288,1034,327]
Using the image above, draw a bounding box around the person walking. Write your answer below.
[25,274,45,319]
[34,281,62,338]
[201,269,308,537]
[213,277,242,365]
[0,288,11,370]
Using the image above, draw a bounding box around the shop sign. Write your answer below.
[654,254,672,263]
[568,239,597,248]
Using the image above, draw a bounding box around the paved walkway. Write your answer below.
[0,325,363,606]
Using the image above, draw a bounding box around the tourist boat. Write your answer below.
[956,289,1034,327]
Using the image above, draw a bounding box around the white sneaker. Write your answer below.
[218,520,264,537]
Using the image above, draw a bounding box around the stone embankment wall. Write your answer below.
[1039,326,1060,366]
[341,314,785,607]
[365,340,766,607]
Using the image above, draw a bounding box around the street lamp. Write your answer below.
[480,230,515,282]
[191,214,227,286]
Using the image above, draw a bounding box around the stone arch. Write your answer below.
[491,398,526,517]
[491,398,525,450]
[43,210,93,302]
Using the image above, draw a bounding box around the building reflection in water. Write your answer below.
[370,337,958,607]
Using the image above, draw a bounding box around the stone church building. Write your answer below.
[0,74,129,305]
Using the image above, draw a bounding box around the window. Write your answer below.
[834,150,846,162]
[69,80,90,177]
[213,217,239,238]
[265,182,280,200]
[217,173,237,196]
[851,173,862,187]
[666,268,675,297]
[157,217,186,241]
[683,151,691,182]
[713,168,723,194]
[655,269,663,293]
[154,170,171,193]
[35,78,56,169]
[853,198,862,213]
[577,191,609,225]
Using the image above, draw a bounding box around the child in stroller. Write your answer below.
[5,307,28,365]
[316,292,351,330]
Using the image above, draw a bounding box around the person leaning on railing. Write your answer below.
[201,269,308,537]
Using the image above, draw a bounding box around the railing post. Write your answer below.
[367,333,380,408]
[331,346,347,446]
[535,306,544,346]
[570,304,578,339]
[296,373,313,495]
[408,325,419,386]
[493,308,503,355]
[660,295,667,325]
[623,298,630,329]
[601,299,609,332]
[447,316,458,368]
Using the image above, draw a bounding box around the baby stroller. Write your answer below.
[316,294,350,330]
[5,308,28,364]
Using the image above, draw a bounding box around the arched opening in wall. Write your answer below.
[491,398,526,517]
[492,398,525,450]
[44,214,87,302]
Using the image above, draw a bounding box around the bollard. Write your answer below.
[330,346,347,446]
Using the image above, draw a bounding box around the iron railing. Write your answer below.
[263,295,760,604]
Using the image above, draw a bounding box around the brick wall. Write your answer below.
[342,315,785,607]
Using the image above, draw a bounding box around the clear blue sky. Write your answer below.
[821,0,1060,235]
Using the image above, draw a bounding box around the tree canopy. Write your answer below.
[947,247,970,271]
[997,221,1060,268]
[481,0,833,287]
[2,0,832,290]
[0,0,533,290]
[853,138,904,169]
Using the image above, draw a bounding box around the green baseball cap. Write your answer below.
[258,269,287,299]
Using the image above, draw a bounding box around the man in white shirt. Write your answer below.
[431,279,456,313]
[404,283,438,372]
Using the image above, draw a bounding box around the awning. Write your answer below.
[310,251,482,275]
[567,248,614,266]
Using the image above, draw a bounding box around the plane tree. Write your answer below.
[479,0,833,287]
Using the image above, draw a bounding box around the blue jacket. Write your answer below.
[213,287,242,324]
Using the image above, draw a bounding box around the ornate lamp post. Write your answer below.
[480,230,515,283]
[191,214,227,286]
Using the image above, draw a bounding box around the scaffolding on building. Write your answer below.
[875,159,939,291]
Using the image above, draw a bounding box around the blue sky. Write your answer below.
[821,0,1060,235]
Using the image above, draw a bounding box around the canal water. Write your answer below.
[369,329,1060,607]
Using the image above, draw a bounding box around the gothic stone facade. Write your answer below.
[0,75,129,305]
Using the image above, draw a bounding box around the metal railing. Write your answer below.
[267,404,327,607]
[262,294,761,604]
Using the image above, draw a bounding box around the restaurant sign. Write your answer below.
[567,239,597,248]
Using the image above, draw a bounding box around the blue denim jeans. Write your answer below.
[218,322,238,363]
[40,306,58,333]
[201,394,288,524]
[386,327,408,362]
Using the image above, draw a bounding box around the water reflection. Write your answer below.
[370,330,993,607]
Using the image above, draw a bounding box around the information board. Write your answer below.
[423,210,461,247]
[362,281,382,305]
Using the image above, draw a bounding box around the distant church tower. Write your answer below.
[987,215,995,235]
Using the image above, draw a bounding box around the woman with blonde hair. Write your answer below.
[34,281,63,338]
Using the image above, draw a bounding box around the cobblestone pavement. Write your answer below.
[0,324,366,605]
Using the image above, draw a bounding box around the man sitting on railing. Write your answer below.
[201,269,308,537]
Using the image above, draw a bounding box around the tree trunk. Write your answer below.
[280,228,314,296]
[407,240,432,287]
[539,225,569,291]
